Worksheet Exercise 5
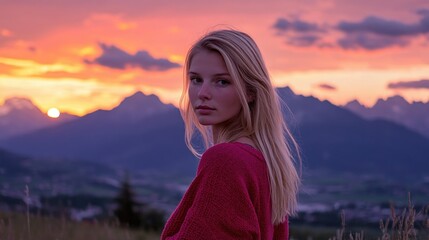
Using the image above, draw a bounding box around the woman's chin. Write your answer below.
[198,121,213,126]
[196,117,215,126]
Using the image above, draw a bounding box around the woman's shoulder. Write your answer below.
[205,142,262,159]
[199,142,264,172]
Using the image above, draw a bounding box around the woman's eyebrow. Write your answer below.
[188,72,230,77]
[213,73,230,77]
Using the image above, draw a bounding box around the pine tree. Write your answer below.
[113,175,142,228]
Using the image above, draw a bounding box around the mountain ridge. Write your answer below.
[344,95,429,138]
[1,88,428,180]
[0,97,78,140]
[0,92,197,175]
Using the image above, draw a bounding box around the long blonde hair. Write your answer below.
[180,29,300,224]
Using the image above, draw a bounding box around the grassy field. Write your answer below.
[0,212,161,240]
[290,202,429,240]
[1,199,428,240]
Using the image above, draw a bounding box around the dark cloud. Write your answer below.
[337,16,429,37]
[273,10,429,50]
[86,43,180,71]
[417,8,429,17]
[273,18,325,47]
[336,12,429,50]
[388,79,429,89]
[338,33,408,50]
[317,83,337,91]
[273,18,323,33]
[287,35,320,47]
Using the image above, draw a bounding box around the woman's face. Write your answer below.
[188,49,242,131]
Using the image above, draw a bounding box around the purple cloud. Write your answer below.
[273,18,323,33]
[336,11,429,50]
[317,83,337,91]
[338,16,429,37]
[273,9,429,50]
[272,18,325,47]
[338,33,408,50]
[287,35,320,47]
[388,79,429,89]
[86,43,180,71]
[417,8,429,17]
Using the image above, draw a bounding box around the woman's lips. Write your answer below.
[196,105,215,110]
[195,105,215,114]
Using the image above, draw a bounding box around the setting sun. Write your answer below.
[47,108,61,118]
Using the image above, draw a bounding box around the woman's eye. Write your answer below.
[190,77,202,84]
[217,79,230,86]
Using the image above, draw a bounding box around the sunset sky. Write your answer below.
[1,0,428,116]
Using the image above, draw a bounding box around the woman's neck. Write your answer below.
[212,129,257,149]
[212,126,219,144]
[235,136,257,149]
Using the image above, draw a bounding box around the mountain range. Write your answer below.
[0,97,78,140]
[1,88,428,181]
[0,92,197,175]
[344,95,429,139]
[277,88,429,179]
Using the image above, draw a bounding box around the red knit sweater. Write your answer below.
[161,142,289,240]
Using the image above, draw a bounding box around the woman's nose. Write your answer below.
[198,82,211,100]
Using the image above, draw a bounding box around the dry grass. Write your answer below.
[329,194,429,240]
[329,211,365,240]
[1,193,427,240]
[0,211,160,240]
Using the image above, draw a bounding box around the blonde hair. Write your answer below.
[180,29,300,224]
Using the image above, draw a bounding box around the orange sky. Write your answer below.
[1,0,428,116]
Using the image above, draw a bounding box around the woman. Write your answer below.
[161,29,300,240]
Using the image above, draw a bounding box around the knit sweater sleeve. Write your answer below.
[162,144,262,240]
